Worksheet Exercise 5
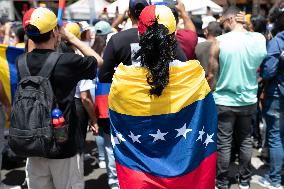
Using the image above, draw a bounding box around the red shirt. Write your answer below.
[176,29,198,60]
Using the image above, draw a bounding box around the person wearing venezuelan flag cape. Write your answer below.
[108,5,218,189]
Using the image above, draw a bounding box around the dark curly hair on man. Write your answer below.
[135,21,177,97]
[269,4,284,36]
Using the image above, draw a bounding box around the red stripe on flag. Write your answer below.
[95,95,109,118]
[116,152,216,189]
[58,0,66,9]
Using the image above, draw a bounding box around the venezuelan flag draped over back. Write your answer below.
[0,45,24,104]
[109,60,218,189]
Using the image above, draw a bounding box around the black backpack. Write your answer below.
[9,52,66,158]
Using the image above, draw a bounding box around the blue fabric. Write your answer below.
[96,129,106,161]
[103,132,118,186]
[109,93,217,178]
[5,46,24,103]
[263,96,284,185]
[262,31,284,97]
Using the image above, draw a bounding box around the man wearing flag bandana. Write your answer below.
[109,5,218,189]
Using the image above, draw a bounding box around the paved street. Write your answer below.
[0,133,281,189]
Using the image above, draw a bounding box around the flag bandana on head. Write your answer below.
[138,5,176,35]
[109,61,218,189]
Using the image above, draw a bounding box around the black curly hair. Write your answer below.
[269,4,284,36]
[135,21,177,97]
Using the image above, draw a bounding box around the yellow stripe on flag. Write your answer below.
[109,60,211,116]
[0,45,11,104]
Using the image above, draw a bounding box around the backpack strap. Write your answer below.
[38,52,62,78]
[18,54,31,78]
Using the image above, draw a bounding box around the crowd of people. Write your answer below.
[0,0,284,189]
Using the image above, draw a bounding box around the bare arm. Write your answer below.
[207,40,220,90]
[80,90,99,135]
[61,28,103,67]
[112,10,127,29]
[176,0,196,32]
[80,90,96,123]
[2,22,11,45]
[235,11,249,30]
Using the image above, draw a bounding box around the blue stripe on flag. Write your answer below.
[96,81,111,96]
[6,46,24,103]
[109,93,217,178]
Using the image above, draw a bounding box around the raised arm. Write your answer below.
[2,22,11,45]
[175,0,196,32]
[61,28,103,66]
[112,10,127,29]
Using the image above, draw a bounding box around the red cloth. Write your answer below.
[116,152,217,189]
[138,5,156,35]
[176,29,198,60]
[23,8,36,29]
[95,95,109,119]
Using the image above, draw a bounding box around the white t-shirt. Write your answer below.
[74,80,96,99]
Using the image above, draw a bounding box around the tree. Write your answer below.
[67,0,78,6]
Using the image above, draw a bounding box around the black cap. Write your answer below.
[129,0,149,20]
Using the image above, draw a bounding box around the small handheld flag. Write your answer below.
[57,0,66,27]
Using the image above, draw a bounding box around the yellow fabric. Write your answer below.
[65,23,81,39]
[109,61,211,116]
[155,5,176,34]
[0,45,11,104]
[30,7,57,34]
[245,14,252,24]
[15,43,25,48]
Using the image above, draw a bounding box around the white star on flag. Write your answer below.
[149,129,168,142]
[116,133,126,142]
[196,127,205,142]
[204,133,214,147]
[111,134,120,147]
[128,131,141,143]
[175,123,192,139]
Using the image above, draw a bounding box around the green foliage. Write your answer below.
[66,0,78,6]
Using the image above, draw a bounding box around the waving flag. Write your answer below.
[109,60,217,189]
[0,45,24,104]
